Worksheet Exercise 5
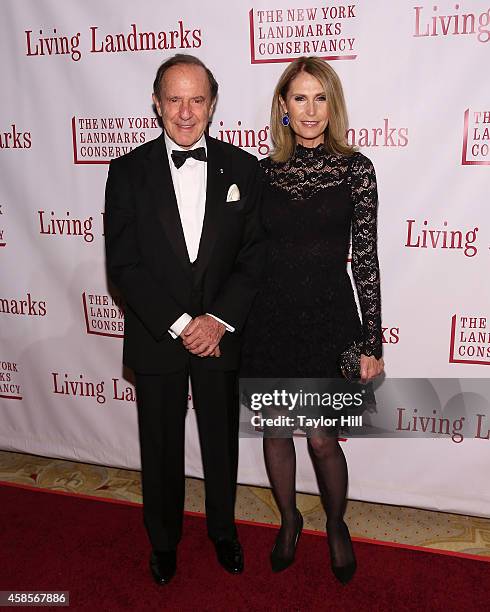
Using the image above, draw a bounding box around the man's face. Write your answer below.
[153,63,215,149]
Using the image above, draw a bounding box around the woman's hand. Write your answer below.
[360,354,384,383]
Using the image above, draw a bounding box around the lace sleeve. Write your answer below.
[348,153,383,359]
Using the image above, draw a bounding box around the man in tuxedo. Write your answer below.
[104,54,264,584]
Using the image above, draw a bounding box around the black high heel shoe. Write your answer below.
[326,520,357,585]
[270,509,303,572]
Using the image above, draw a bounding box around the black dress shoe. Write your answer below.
[326,520,357,585]
[270,509,303,572]
[149,550,177,585]
[213,538,244,574]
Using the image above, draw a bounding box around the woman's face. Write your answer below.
[280,71,329,148]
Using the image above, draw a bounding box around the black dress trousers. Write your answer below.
[135,360,239,552]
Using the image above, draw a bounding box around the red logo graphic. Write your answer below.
[405,219,479,257]
[211,120,271,156]
[0,124,31,149]
[414,5,490,43]
[39,210,99,243]
[25,22,202,62]
[249,5,358,64]
[82,292,124,338]
[382,327,399,345]
[449,315,490,366]
[462,109,490,166]
[51,371,136,404]
[347,119,409,148]
[0,293,47,317]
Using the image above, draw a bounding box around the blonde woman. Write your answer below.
[242,57,384,583]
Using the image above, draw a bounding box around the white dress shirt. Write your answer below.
[164,132,234,338]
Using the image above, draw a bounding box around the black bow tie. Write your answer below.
[171,147,207,169]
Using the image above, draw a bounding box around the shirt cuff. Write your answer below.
[207,313,235,333]
[168,313,192,339]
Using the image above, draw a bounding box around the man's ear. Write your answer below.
[152,93,162,118]
[209,97,217,118]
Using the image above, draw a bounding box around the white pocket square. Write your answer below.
[226,184,240,202]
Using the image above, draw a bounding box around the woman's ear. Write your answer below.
[279,95,287,115]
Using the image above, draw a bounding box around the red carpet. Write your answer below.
[0,483,488,611]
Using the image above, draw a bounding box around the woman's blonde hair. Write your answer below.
[270,56,355,162]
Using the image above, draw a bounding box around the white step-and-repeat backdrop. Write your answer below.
[1,1,489,516]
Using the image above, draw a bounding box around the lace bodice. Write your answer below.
[259,144,382,359]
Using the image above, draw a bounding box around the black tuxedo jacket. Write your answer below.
[104,133,265,374]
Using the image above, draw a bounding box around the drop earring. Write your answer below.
[281,112,290,127]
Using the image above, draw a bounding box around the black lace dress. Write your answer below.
[241,144,382,379]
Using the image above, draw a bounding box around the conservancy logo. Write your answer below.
[249,4,358,64]
[82,292,124,338]
[0,360,22,400]
[449,314,490,366]
[462,109,490,166]
[72,116,160,164]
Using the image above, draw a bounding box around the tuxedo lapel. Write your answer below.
[193,135,229,284]
[145,134,191,277]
